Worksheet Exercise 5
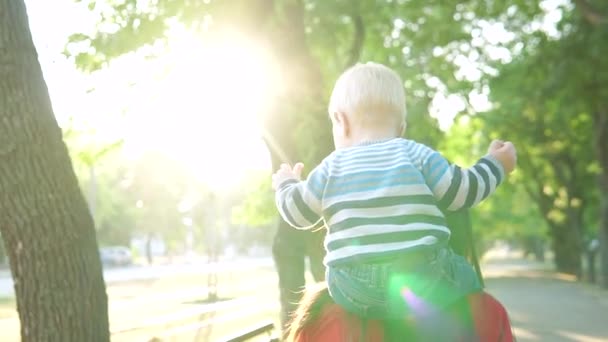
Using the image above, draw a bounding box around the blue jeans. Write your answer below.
[327,248,482,319]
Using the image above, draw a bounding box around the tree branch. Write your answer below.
[346,12,365,68]
[574,0,608,26]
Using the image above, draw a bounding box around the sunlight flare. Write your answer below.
[122,28,277,189]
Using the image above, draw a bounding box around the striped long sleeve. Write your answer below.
[275,162,328,229]
[416,143,505,211]
[273,138,507,267]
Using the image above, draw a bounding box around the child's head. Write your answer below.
[328,62,406,148]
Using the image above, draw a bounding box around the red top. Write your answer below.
[295,304,384,341]
[294,292,514,342]
[468,292,514,342]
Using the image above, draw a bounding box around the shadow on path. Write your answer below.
[483,257,608,342]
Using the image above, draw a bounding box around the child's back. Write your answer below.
[272,62,516,319]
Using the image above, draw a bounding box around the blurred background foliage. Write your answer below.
[4,0,605,281]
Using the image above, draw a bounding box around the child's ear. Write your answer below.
[334,112,350,137]
[400,121,407,137]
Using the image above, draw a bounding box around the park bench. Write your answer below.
[111,295,280,341]
[219,320,279,342]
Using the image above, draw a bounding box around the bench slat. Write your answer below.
[220,321,275,342]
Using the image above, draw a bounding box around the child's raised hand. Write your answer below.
[272,162,304,190]
[488,140,517,174]
[488,140,505,152]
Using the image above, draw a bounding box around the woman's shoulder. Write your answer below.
[296,303,383,342]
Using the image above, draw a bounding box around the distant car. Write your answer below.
[100,246,133,267]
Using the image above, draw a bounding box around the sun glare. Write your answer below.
[122,28,277,189]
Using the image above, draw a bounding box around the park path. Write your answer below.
[1,250,607,341]
[482,249,608,342]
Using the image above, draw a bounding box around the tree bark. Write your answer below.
[0,235,6,265]
[0,1,109,341]
[521,172,582,276]
[549,223,583,276]
[598,195,608,288]
[346,9,365,68]
[574,0,607,26]
[145,233,154,264]
[594,107,608,288]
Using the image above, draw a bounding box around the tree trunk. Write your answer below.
[549,222,582,276]
[525,182,583,276]
[599,186,608,288]
[0,235,6,265]
[0,1,109,341]
[595,108,608,288]
[145,234,154,264]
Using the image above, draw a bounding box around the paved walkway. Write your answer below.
[1,252,607,341]
[482,252,608,342]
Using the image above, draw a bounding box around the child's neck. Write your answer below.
[350,128,401,146]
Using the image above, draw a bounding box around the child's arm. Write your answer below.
[273,162,327,229]
[417,140,516,211]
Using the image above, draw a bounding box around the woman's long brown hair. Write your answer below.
[285,281,333,341]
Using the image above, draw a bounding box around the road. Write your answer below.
[0,257,273,297]
[2,251,607,342]
[482,252,608,342]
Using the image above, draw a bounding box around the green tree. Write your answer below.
[231,173,276,228]
[483,46,598,276]
[0,0,109,340]
[64,125,135,246]
[439,116,549,258]
[81,161,136,246]
[68,0,608,283]
[127,151,194,261]
[567,0,608,287]
[474,1,607,280]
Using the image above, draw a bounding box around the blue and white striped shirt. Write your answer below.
[275,138,504,266]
